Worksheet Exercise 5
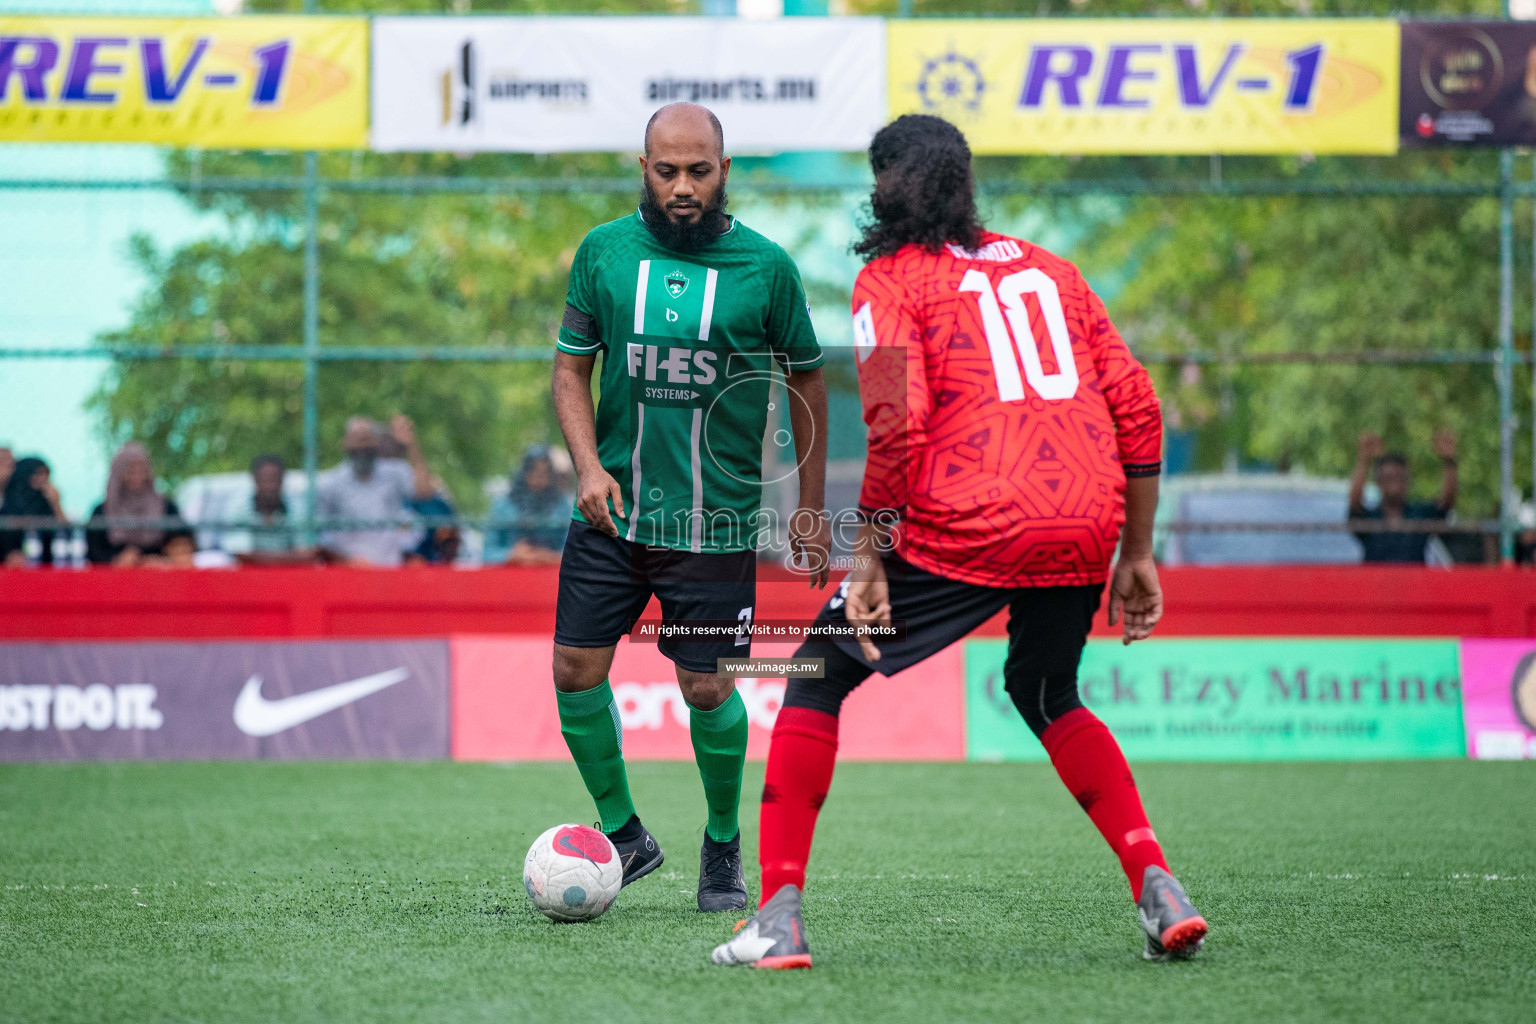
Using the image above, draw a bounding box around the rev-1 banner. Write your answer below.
[887,18,1399,154]
[370,16,886,153]
[0,16,368,147]
[0,639,449,760]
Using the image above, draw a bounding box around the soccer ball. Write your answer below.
[522,823,623,922]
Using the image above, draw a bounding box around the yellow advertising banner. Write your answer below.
[0,16,367,148]
[888,19,1399,154]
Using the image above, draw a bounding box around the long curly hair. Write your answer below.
[853,115,984,261]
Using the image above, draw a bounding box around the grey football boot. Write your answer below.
[1137,865,1209,961]
[710,883,812,969]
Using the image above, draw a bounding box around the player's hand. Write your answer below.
[788,507,831,589]
[1434,429,1457,460]
[576,469,625,538]
[1357,431,1384,462]
[845,557,891,663]
[1107,554,1162,646]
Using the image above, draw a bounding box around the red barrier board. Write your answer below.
[3,566,1532,641]
[450,636,965,762]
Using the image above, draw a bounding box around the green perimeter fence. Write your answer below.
[5,143,1536,562]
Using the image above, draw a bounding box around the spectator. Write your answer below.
[405,478,462,565]
[1348,430,1458,564]
[86,442,195,566]
[484,445,573,565]
[221,454,313,563]
[315,415,433,567]
[0,456,66,567]
[0,446,14,494]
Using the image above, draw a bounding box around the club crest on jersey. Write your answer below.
[664,270,690,298]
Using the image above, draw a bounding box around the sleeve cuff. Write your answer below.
[1123,461,1162,478]
[556,334,603,355]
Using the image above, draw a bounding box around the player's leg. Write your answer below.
[711,638,868,968]
[1003,585,1207,958]
[551,522,661,885]
[651,544,757,911]
[674,664,750,911]
[715,557,1010,968]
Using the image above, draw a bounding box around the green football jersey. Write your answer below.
[557,210,823,553]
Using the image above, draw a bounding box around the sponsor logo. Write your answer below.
[919,51,986,113]
[0,684,162,731]
[553,825,615,865]
[626,342,717,386]
[612,676,784,731]
[0,31,290,108]
[232,667,409,737]
[645,77,816,104]
[439,39,588,128]
[915,42,1333,117]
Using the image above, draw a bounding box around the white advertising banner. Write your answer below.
[370,17,886,153]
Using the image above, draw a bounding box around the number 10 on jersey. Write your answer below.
[960,269,1080,403]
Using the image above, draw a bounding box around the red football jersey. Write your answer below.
[852,232,1162,588]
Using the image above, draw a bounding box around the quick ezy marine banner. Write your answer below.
[888,19,1399,155]
[967,638,1464,762]
[0,16,368,147]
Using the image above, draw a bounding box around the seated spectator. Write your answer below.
[405,480,461,565]
[222,454,315,564]
[484,445,573,565]
[86,442,196,567]
[0,456,67,567]
[1348,430,1458,564]
[315,415,432,567]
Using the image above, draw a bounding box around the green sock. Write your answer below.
[556,681,636,834]
[688,690,749,842]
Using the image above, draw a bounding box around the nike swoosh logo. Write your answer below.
[233,668,410,737]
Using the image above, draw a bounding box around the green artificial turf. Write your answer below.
[2,760,1533,1023]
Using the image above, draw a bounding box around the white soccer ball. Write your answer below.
[522,823,623,922]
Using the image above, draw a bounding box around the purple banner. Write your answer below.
[0,639,449,760]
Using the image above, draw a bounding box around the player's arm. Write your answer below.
[768,252,832,588]
[1085,289,1163,644]
[852,265,932,521]
[844,265,930,659]
[552,236,623,537]
[552,351,623,538]
[785,366,830,588]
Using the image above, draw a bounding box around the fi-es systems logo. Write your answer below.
[440,39,590,129]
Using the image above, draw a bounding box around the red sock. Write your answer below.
[758,706,839,906]
[1041,707,1169,901]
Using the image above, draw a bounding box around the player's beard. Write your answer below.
[640,178,730,252]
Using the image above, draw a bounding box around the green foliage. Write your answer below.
[91,150,636,510]
[1067,153,1532,515]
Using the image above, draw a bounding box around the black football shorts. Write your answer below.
[814,552,1103,679]
[553,520,757,674]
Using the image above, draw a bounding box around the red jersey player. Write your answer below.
[713,115,1207,969]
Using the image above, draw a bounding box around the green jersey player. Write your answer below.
[550,103,831,912]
